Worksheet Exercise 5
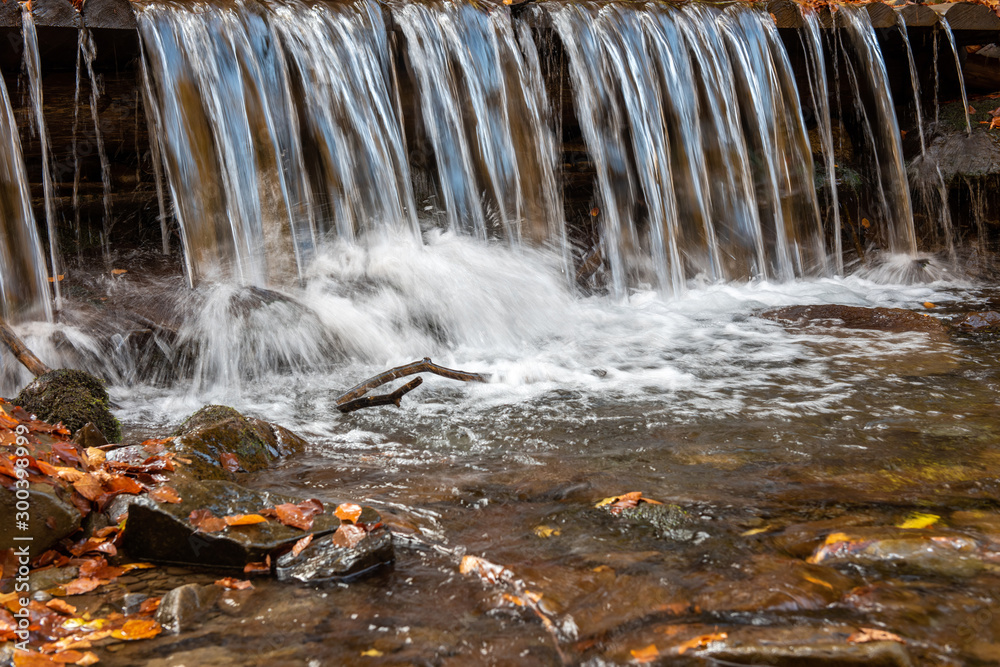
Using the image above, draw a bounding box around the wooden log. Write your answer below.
[32,0,82,28]
[963,44,1000,92]
[929,3,1000,31]
[896,3,940,27]
[0,316,52,378]
[866,2,897,29]
[82,0,137,30]
[768,0,803,29]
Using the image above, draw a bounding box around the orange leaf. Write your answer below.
[47,650,85,664]
[243,561,270,575]
[848,628,905,644]
[45,598,77,615]
[224,514,267,526]
[675,632,727,655]
[214,577,253,590]
[110,618,162,640]
[71,474,103,502]
[75,653,99,667]
[630,644,660,663]
[291,534,313,558]
[12,651,60,667]
[149,486,181,504]
[332,524,366,549]
[189,509,227,532]
[111,269,127,275]
[105,475,144,496]
[334,503,363,523]
[138,597,161,614]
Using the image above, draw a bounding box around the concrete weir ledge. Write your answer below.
[0,0,999,32]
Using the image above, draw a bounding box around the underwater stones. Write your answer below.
[953,310,1000,332]
[14,369,121,443]
[807,528,984,577]
[704,628,914,667]
[0,482,80,553]
[763,305,948,336]
[170,405,306,480]
[156,583,222,634]
[275,522,394,584]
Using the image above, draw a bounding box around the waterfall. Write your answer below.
[938,17,971,136]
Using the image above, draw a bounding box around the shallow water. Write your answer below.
[15,235,999,665]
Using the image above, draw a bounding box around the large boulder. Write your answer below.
[762,305,947,336]
[169,405,306,480]
[14,369,121,442]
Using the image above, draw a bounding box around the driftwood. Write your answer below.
[0,316,52,377]
[335,357,489,413]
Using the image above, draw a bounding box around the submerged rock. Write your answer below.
[0,482,80,553]
[14,369,121,442]
[170,405,306,480]
[807,528,984,578]
[763,305,947,336]
[952,310,1000,333]
[275,522,394,584]
[156,583,222,634]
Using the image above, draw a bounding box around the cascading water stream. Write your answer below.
[938,17,971,136]
[21,5,62,310]
[896,13,926,157]
[838,6,917,256]
[79,28,115,262]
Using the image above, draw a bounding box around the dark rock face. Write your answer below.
[953,310,1000,332]
[14,369,121,443]
[762,305,947,335]
[170,405,306,480]
[0,482,81,553]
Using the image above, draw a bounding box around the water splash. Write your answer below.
[21,5,62,310]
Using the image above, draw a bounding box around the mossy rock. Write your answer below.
[170,405,306,480]
[14,369,121,442]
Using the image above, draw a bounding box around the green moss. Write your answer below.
[14,369,121,442]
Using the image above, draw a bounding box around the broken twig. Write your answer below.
[334,357,488,413]
[337,377,423,414]
[0,315,52,377]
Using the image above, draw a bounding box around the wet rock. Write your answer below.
[28,565,79,593]
[216,588,258,617]
[116,473,390,581]
[708,639,913,667]
[72,422,109,449]
[807,527,984,577]
[14,369,121,443]
[170,405,306,480]
[952,310,1000,333]
[772,514,880,559]
[156,583,222,634]
[0,482,81,553]
[762,305,947,336]
[275,523,394,584]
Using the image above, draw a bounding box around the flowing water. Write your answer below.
[4,1,1000,664]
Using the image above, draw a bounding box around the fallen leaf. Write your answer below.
[61,578,104,596]
[595,491,664,515]
[740,526,771,536]
[83,448,105,468]
[360,649,383,657]
[968,105,977,114]
[110,618,162,640]
[12,651,60,666]
[105,475,144,496]
[334,503,362,523]
[149,486,181,504]
[121,563,155,572]
[923,302,936,309]
[897,512,939,530]
[991,116,1000,130]
[71,475,104,502]
[989,105,1000,118]
[188,509,226,533]
[290,534,313,558]
[224,514,268,526]
[630,644,659,663]
[243,561,270,575]
[138,597,161,614]
[110,269,127,275]
[332,524,366,549]
[848,627,905,644]
[590,207,600,217]
[47,650,85,664]
[459,555,514,585]
[75,653,99,667]
[45,599,77,615]
[533,525,560,538]
[675,632,727,655]
[219,453,240,473]
[803,574,834,590]
[861,218,871,228]
[273,503,313,531]
[214,578,253,590]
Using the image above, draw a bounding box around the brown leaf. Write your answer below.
[224,514,267,526]
[188,509,226,533]
[149,485,181,504]
[75,653,100,667]
[141,438,171,454]
[290,534,313,558]
[71,474,104,502]
[273,503,313,531]
[459,555,513,585]
[219,452,240,472]
[12,651,60,667]
[105,475,144,496]
[138,597,160,614]
[243,561,270,575]
[332,524,366,549]
[47,650,85,664]
[334,503,362,524]
[62,577,104,595]
[214,578,253,590]
[45,599,77,615]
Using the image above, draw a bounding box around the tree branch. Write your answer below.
[336,377,423,414]
[335,357,488,407]
[0,315,52,377]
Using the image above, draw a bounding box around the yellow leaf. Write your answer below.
[803,574,834,590]
[897,512,939,530]
[120,563,155,571]
[111,269,127,275]
[740,526,771,536]
[360,649,383,657]
[533,525,560,538]
[923,302,936,309]
[592,565,613,573]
